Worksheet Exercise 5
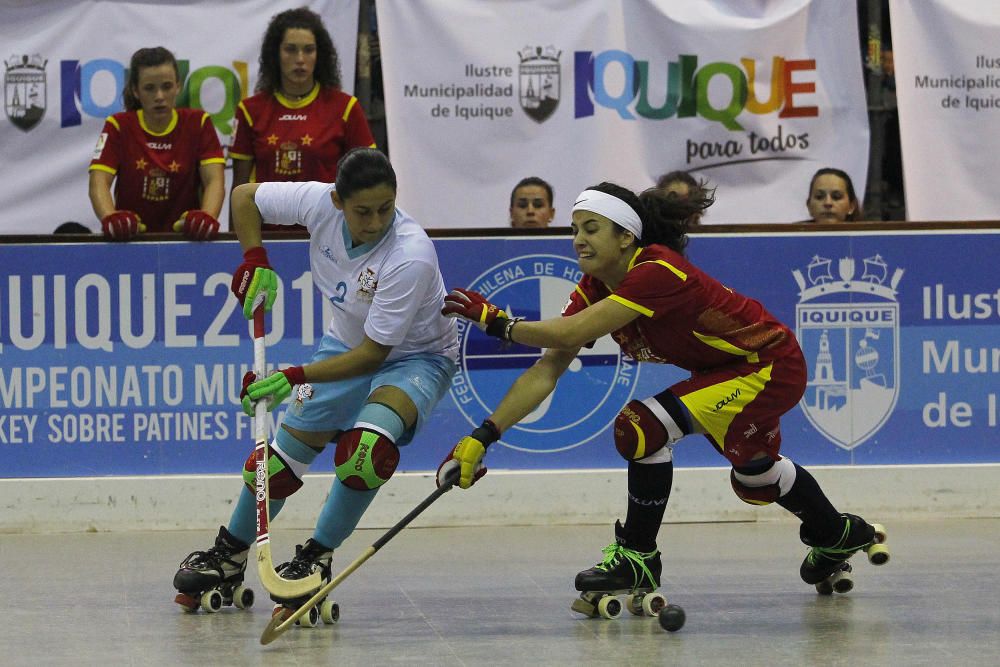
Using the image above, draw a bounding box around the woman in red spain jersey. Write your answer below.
[438,182,889,614]
[231,7,375,231]
[89,47,225,241]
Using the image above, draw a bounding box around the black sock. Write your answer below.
[624,461,673,552]
[776,463,843,540]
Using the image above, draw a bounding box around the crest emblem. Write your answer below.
[518,46,561,123]
[356,267,377,302]
[5,54,47,131]
[452,254,637,453]
[793,254,905,450]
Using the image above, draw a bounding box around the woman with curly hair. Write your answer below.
[230,7,375,230]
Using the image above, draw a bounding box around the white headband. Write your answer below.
[571,190,643,240]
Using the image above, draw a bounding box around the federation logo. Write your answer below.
[793,254,904,450]
[4,54,47,131]
[451,254,638,452]
[518,45,561,123]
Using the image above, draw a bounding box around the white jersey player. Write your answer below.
[173,148,459,616]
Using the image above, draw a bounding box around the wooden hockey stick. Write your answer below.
[260,473,459,645]
[253,307,323,599]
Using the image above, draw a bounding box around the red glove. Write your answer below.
[100,210,144,241]
[231,246,278,319]
[442,288,519,341]
[173,209,220,241]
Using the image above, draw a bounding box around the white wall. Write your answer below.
[2,464,998,533]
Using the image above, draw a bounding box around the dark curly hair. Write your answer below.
[256,7,341,94]
[123,47,179,111]
[581,181,714,255]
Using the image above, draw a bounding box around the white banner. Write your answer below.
[889,0,1000,221]
[0,0,359,235]
[377,0,869,227]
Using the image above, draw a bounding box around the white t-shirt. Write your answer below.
[254,181,459,363]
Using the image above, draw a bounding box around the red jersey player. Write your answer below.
[438,181,890,618]
[89,47,224,240]
[230,8,375,231]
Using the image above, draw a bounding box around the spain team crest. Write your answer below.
[794,254,904,450]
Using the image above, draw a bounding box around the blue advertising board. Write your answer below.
[1,230,998,477]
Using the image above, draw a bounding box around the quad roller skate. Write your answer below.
[173,526,254,613]
[571,521,668,620]
[800,513,890,595]
[270,539,340,628]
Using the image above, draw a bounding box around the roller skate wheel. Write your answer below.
[233,585,254,610]
[867,543,890,566]
[642,592,667,617]
[871,523,887,543]
[625,594,644,616]
[174,592,199,612]
[200,589,223,613]
[830,568,854,594]
[297,605,319,628]
[320,599,340,624]
[597,595,623,620]
[815,579,834,595]
[570,597,597,617]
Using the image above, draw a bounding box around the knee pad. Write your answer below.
[334,428,399,491]
[730,456,797,506]
[614,394,686,461]
[242,446,303,500]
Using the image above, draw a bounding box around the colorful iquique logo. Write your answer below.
[574,51,818,130]
[793,254,905,450]
[451,254,638,453]
[4,54,47,131]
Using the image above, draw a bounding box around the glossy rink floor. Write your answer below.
[2,519,998,667]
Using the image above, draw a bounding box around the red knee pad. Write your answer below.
[614,400,669,460]
[334,428,399,490]
[242,447,303,499]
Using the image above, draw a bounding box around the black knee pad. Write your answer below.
[333,428,399,490]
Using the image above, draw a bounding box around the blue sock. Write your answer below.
[312,481,379,549]
[227,429,320,545]
[354,402,407,442]
[312,403,405,549]
[228,488,285,546]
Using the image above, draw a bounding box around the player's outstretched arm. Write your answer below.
[438,347,578,490]
[442,287,640,349]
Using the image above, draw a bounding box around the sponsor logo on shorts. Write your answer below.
[451,254,637,453]
[793,254,904,450]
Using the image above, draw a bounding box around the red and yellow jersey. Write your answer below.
[89,108,224,232]
[563,244,798,372]
[230,85,375,183]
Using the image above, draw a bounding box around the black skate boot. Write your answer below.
[270,539,340,627]
[173,526,253,613]
[571,521,667,619]
[800,513,890,595]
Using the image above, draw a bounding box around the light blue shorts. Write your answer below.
[279,335,457,446]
